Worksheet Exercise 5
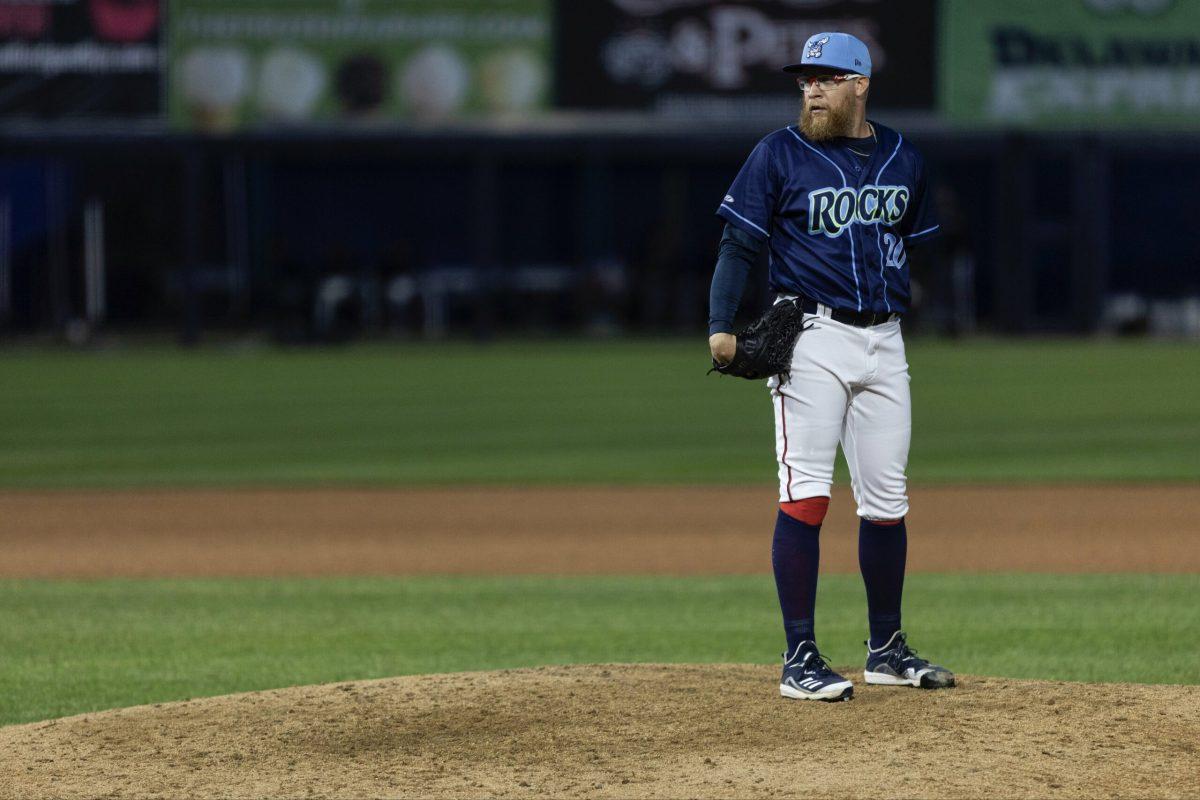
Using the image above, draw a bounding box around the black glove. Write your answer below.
[709,299,812,381]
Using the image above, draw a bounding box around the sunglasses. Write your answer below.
[798,74,866,92]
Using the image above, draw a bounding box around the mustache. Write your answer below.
[799,99,851,141]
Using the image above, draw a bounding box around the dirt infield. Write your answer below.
[3,484,1198,798]
[1,484,1197,577]
[2,664,1198,799]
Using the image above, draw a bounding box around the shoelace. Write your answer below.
[886,634,929,669]
[808,653,837,676]
[790,648,836,677]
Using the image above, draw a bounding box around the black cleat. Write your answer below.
[779,641,854,702]
[864,631,956,689]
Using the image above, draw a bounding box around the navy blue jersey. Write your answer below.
[717,122,940,314]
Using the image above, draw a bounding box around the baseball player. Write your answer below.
[708,32,955,702]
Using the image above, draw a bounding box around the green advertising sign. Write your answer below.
[941,0,1200,128]
[168,0,550,131]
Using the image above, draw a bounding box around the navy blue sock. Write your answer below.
[859,518,907,650]
[772,509,821,656]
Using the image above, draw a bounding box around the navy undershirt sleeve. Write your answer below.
[708,223,764,336]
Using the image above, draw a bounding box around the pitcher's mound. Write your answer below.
[2,664,1197,799]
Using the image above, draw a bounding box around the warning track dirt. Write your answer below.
[2,484,1198,578]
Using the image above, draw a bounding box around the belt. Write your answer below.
[794,297,901,328]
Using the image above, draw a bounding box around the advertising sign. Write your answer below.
[0,0,162,119]
[168,0,551,131]
[554,0,937,120]
[941,0,1200,128]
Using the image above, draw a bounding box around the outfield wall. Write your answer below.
[1,129,1197,342]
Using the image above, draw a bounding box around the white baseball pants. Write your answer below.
[766,312,911,521]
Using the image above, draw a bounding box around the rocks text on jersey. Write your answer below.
[807,185,910,238]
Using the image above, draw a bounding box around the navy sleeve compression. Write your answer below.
[708,223,764,336]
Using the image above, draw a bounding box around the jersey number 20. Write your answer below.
[883,233,907,268]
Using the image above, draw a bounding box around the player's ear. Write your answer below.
[856,77,870,99]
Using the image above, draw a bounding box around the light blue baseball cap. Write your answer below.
[783,32,872,77]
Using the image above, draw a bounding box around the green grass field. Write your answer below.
[1,339,1197,727]
[0,339,1196,487]
[2,574,1198,727]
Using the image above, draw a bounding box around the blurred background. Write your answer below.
[1,0,1198,346]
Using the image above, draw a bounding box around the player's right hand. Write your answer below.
[709,333,737,366]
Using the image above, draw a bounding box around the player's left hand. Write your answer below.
[709,333,737,365]
[708,299,811,381]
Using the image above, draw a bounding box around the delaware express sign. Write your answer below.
[941,0,1200,128]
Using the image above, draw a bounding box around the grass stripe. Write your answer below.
[2,574,1197,726]
[0,339,1196,487]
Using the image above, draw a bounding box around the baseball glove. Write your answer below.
[709,299,812,381]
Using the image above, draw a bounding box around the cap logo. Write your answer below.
[806,35,829,59]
